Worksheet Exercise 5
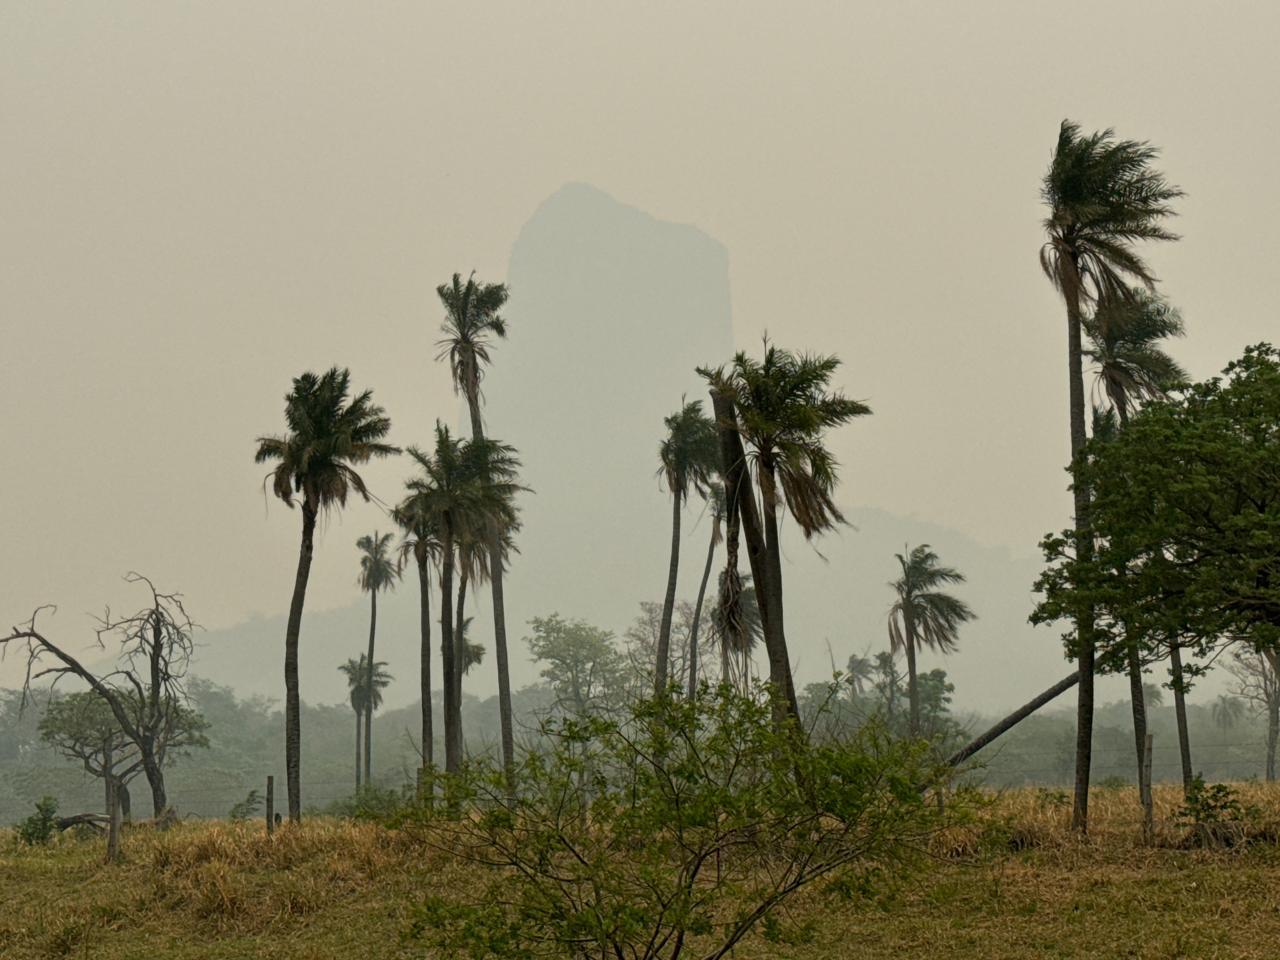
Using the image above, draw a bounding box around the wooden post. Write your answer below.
[1141,733,1154,843]
[266,775,275,836]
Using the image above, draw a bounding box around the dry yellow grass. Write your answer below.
[3,785,1280,958]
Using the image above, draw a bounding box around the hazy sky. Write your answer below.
[3,2,1279,692]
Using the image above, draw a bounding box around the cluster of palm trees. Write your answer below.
[256,273,523,821]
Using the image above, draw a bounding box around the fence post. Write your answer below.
[266,775,274,836]
[1141,733,1154,843]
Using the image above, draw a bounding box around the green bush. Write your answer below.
[16,796,59,846]
[404,685,959,959]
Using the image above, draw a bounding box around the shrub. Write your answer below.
[404,685,959,959]
[228,789,263,822]
[16,796,59,846]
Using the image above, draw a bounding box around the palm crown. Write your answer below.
[1040,120,1184,309]
[339,656,392,714]
[357,531,401,595]
[1084,288,1188,422]
[711,342,870,539]
[254,367,399,512]
[435,272,510,402]
[658,399,719,503]
[887,545,976,657]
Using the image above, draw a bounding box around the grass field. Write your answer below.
[4,784,1280,959]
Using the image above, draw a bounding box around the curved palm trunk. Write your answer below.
[364,589,377,784]
[439,529,460,776]
[688,522,717,699]
[904,608,920,738]
[756,466,801,724]
[465,378,517,786]
[655,491,683,697]
[417,557,433,771]
[283,503,317,823]
[1170,643,1194,795]
[354,709,362,791]
[1064,273,1097,834]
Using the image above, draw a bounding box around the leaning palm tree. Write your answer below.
[392,501,440,771]
[401,425,522,775]
[338,657,369,790]
[687,483,725,699]
[255,367,398,821]
[654,399,719,697]
[1040,119,1182,832]
[356,531,401,783]
[887,545,975,737]
[1085,289,1188,829]
[435,271,523,785]
[703,342,870,722]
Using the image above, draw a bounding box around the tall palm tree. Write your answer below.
[1040,119,1182,832]
[435,271,522,785]
[687,483,725,699]
[392,501,440,771]
[338,657,368,790]
[655,399,719,697]
[887,545,975,737]
[705,342,870,722]
[356,531,401,783]
[401,425,522,775]
[1212,694,1245,734]
[1085,289,1188,826]
[255,367,398,821]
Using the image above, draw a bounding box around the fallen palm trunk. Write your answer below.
[947,672,1080,768]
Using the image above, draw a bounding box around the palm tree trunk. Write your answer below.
[758,469,800,724]
[1125,640,1150,828]
[454,566,468,713]
[656,491,683,697]
[355,709,362,791]
[465,383,517,787]
[364,590,377,785]
[439,529,460,776]
[1064,277,1096,834]
[947,671,1079,767]
[1170,643,1193,795]
[283,503,317,823]
[417,557,433,772]
[708,387,799,726]
[904,612,920,738]
[688,522,717,699]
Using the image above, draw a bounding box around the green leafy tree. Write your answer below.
[1039,119,1182,831]
[526,614,625,717]
[887,545,975,738]
[701,343,870,724]
[436,271,523,785]
[1034,345,1280,801]
[654,400,719,697]
[255,367,398,820]
[356,531,401,782]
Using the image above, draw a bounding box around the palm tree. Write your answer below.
[845,653,875,698]
[1142,682,1165,709]
[1084,290,1187,828]
[655,400,719,697]
[337,660,368,793]
[401,425,522,775]
[392,500,440,771]
[1040,119,1182,832]
[704,342,870,722]
[887,545,975,737]
[435,271,522,785]
[356,531,400,783]
[688,483,725,699]
[711,579,762,693]
[255,367,398,821]
[1212,694,1245,734]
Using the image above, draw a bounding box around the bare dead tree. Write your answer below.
[1228,647,1280,781]
[2,573,207,819]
